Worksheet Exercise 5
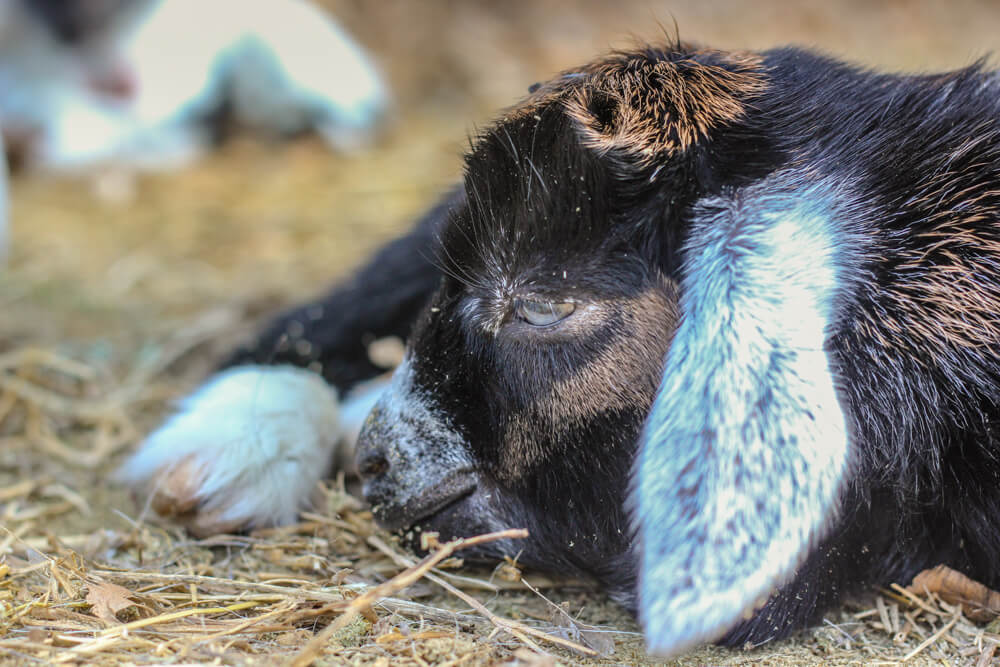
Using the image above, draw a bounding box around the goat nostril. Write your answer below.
[358,454,389,478]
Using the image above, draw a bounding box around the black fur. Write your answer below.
[221,44,1000,649]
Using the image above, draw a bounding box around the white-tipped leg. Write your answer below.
[635,178,853,655]
[120,365,341,536]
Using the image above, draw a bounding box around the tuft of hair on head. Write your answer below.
[560,47,766,165]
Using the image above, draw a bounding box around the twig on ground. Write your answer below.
[901,605,961,662]
[287,528,529,667]
[367,533,598,658]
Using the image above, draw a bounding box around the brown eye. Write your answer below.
[515,299,576,327]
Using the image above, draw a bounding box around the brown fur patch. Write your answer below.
[856,133,1000,357]
[497,277,680,482]
[875,225,1000,354]
[503,47,766,164]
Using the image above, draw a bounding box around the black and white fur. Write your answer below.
[124,44,1000,656]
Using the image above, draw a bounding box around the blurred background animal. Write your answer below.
[0,0,388,254]
[0,0,387,170]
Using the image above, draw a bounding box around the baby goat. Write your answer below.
[124,43,1000,655]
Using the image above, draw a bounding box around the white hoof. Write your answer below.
[120,365,340,535]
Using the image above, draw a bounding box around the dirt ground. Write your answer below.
[4,1,1000,664]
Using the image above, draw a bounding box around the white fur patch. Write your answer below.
[120,365,341,533]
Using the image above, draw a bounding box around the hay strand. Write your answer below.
[288,528,529,666]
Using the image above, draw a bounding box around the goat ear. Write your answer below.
[633,180,852,655]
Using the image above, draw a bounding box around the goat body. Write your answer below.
[124,44,1000,655]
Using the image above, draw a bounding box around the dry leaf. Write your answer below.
[908,565,1000,622]
[85,579,139,624]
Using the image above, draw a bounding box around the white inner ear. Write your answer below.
[636,182,851,656]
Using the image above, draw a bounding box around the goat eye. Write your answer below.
[515,299,576,327]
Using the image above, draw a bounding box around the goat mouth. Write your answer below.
[369,472,478,532]
[408,485,478,530]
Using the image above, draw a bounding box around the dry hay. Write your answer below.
[1,335,1000,667]
[0,341,625,665]
[0,342,616,665]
